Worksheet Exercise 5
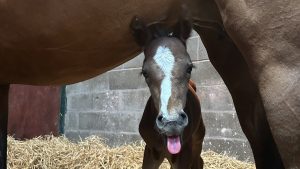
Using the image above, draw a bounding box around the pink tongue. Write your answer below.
[167,136,181,154]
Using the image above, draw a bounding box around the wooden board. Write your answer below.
[8,85,61,139]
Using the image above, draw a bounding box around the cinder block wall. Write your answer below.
[65,31,254,161]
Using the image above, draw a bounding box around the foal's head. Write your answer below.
[131,17,193,154]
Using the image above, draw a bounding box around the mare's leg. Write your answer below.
[258,69,300,169]
[211,1,300,167]
[194,26,284,169]
[0,85,9,169]
[142,145,164,169]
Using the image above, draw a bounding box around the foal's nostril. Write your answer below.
[179,112,188,126]
[179,112,187,120]
[157,114,163,122]
[156,114,164,129]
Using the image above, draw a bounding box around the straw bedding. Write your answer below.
[8,135,255,169]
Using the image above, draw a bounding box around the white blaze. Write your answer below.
[153,46,175,118]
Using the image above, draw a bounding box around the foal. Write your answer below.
[131,17,205,169]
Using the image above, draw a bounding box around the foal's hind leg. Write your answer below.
[142,145,164,169]
[0,84,9,169]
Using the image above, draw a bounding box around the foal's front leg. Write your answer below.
[191,156,204,169]
[142,145,164,169]
[170,145,196,169]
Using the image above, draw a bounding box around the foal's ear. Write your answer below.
[130,16,152,47]
[173,7,192,43]
[173,19,192,42]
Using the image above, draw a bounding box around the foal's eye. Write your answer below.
[141,70,149,78]
[187,64,194,74]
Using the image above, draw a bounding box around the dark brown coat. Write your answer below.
[139,81,205,169]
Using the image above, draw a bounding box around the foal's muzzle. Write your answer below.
[155,111,188,136]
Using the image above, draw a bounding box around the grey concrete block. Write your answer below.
[198,39,209,60]
[202,112,246,139]
[64,112,78,130]
[123,53,144,69]
[186,37,199,61]
[68,93,93,111]
[191,61,223,86]
[197,85,235,111]
[203,138,254,162]
[112,64,123,70]
[66,73,109,95]
[92,91,122,112]
[120,89,150,111]
[109,69,147,90]
[90,131,142,146]
[190,30,200,38]
[78,111,141,133]
[64,130,91,142]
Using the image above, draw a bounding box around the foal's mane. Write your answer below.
[146,23,175,39]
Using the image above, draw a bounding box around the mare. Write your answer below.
[131,17,205,169]
[0,0,299,168]
[184,0,299,168]
[0,1,184,168]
